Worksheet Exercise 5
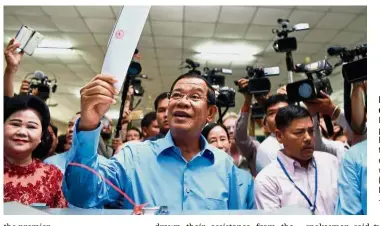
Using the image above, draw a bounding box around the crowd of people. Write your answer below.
[3,37,367,215]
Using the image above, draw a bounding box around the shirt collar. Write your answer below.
[154,131,215,163]
[277,150,316,175]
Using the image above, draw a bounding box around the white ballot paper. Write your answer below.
[101,6,151,91]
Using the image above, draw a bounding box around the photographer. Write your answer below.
[234,78,261,176]
[222,112,251,173]
[304,91,351,165]
[146,92,170,141]
[335,81,367,215]
[253,94,289,173]
[4,38,24,97]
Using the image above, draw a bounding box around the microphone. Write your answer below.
[33,70,46,79]
[327,46,346,56]
[185,58,200,68]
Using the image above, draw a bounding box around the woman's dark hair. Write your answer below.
[202,123,230,141]
[4,95,51,159]
[55,135,67,154]
[141,111,156,128]
[50,123,58,137]
[127,126,142,139]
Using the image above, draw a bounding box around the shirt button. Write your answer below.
[185,188,190,193]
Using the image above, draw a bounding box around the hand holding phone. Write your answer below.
[4,38,24,68]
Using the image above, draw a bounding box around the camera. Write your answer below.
[181,58,202,75]
[234,66,280,96]
[286,59,334,102]
[272,19,309,53]
[203,67,236,108]
[128,49,144,96]
[327,44,367,83]
[251,103,265,120]
[25,71,57,102]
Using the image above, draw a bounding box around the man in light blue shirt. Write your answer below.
[236,168,254,209]
[335,140,367,215]
[63,73,243,211]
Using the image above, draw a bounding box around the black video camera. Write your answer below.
[181,58,202,75]
[25,71,57,102]
[286,60,334,102]
[234,66,280,96]
[251,102,265,120]
[203,67,235,108]
[272,19,309,53]
[327,44,367,83]
[128,49,144,96]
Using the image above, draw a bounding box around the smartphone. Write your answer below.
[14,25,44,56]
[15,25,34,49]
[23,31,44,55]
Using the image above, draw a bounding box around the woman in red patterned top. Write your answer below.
[4,95,68,208]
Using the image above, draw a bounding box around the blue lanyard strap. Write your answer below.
[277,157,318,213]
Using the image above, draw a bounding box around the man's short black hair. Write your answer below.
[127,126,142,139]
[141,111,156,128]
[169,73,216,105]
[154,92,170,111]
[264,94,289,112]
[275,105,312,130]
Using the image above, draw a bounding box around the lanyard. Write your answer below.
[277,157,318,213]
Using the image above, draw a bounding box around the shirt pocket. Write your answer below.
[205,197,228,210]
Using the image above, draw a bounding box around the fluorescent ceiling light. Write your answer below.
[75,88,81,99]
[38,39,73,49]
[34,48,75,55]
[194,40,264,61]
[194,53,255,63]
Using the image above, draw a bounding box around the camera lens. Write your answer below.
[298,83,313,99]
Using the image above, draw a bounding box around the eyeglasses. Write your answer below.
[167,91,208,103]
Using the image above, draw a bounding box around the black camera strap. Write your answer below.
[322,115,334,138]
[217,106,230,124]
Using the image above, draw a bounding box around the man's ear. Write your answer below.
[207,105,218,123]
[275,128,284,144]
[141,127,148,138]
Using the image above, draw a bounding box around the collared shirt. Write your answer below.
[335,140,367,215]
[44,148,107,209]
[63,119,243,211]
[44,149,108,174]
[255,134,283,173]
[145,132,166,141]
[254,150,338,215]
[236,168,255,209]
[44,151,72,173]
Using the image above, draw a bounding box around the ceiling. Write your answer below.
[3,5,367,125]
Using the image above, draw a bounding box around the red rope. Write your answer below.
[68,162,148,214]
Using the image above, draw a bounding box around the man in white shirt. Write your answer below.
[255,94,288,172]
[254,105,338,215]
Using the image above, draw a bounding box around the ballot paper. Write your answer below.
[101,6,151,91]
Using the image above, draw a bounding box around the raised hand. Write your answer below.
[78,74,119,131]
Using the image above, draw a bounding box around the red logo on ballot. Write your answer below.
[115,29,125,39]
